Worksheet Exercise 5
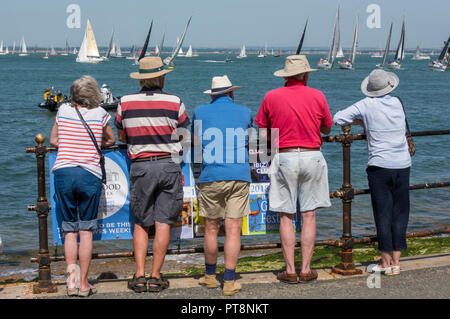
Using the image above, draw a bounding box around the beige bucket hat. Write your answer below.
[203,75,241,95]
[361,69,399,97]
[130,57,172,79]
[274,55,317,77]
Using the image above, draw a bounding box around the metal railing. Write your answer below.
[25,127,450,293]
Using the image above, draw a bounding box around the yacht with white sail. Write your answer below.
[336,45,344,58]
[387,18,405,70]
[185,45,193,57]
[0,41,8,55]
[376,22,393,69]
[50,45,57,56]
[236,45,247,59]
[61,39,69,56]
[176,38,185,57]
[42,47,49,59]
[429,36,449,72]
[338,13,358,70]
[412,45,430,60]
[318,5,340,70]
[163,17,192,66]
[76,19,103,63]
[18,36,28,56]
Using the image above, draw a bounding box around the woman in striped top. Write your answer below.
[49,75,115,296]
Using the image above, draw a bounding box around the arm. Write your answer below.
[320,125,331,135]
[49,121,58,147]
[117,129,127,143]
[102,123,115,147]
[333,105,363,126]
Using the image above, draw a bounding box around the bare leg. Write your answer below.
[279,213,296,274]
[64,231,78,289]
[133,224,149,278]
[392,251,401,266]
[300,210,316,274]
[204,218,221,265]
[78,230,93,292]
[151,221,170,278]
[224,218,242,270]
[380,251,392,268]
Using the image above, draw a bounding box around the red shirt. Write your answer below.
[255,79,332,149]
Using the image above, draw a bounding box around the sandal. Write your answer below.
[128,274,148,293]
[147,276,170,292]
[78,285,97,297]
[66,264,80,297]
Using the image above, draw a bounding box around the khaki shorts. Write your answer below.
[197,180,250,219]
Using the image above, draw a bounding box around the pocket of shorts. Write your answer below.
[163,163,181,174]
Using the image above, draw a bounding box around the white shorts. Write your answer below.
[268,151,331,213]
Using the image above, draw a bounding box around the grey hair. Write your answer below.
[138,76,163,88]
[284,73,308,81]
[70,75,102,109]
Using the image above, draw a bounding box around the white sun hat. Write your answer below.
[203,75,241,95]
[361,69,399,97]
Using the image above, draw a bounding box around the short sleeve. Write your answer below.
[101,108,111,127]
[255,97,269,128]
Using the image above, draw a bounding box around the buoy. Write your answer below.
[168,66,174,69]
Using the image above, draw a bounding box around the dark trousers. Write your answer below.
[366,166,410,252]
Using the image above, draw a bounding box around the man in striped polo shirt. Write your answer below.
[115,57,190,293]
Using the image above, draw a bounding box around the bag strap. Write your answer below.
[74,106,106,184]
[394,96,411,136]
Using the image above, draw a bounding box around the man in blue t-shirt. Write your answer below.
[191,75,252,296]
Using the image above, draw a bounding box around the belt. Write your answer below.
[132,154,173,162]
[278,147,320,153]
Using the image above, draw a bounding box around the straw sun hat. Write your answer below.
[203,75,241,95]
[274,55,317,77]
[130,57,172,79]
[361,69,399,97]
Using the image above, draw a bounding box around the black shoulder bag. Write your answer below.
[75,107,107,184]
[395,96,415,157]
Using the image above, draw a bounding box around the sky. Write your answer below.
[0,0,449,50]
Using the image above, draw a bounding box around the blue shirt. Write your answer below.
[333,95,411,169]
[191,96,253,183]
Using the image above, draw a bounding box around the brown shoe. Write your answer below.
[298,269,318,283]
[198,274,219,288]
[223,280,241,296]
[276,271,298,284]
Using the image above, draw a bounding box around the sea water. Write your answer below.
[0,52,449,277]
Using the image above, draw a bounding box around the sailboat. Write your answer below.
[0,41,7,55]
[318,5,340,69]
[176,38,185,57]
[42,47,49,59]
[50,45,57,56]
[296,19,309,55]
[115,41,123,58]
[185,45,193,57]
[412,45,430,60]
[61,39,69,56]
[338,13,359,70]
[76,19,103,63]
[126,45,137,60]
[376,23,393,69]
[18,36,29,56]
[429,36,449,72]
[154,45,160,56]
[387,18,405,70]
[163,16,192,66]
[236,45,247,59]
[336,45,344,58]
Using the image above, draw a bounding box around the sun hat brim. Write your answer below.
[361,71,399,97]
[203,86,241,95]
[274,68,318,78]
[130,69,172,80]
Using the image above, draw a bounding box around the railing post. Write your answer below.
[26,134,57,293]
[332,126,362,276]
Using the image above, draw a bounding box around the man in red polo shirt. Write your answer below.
[255,55,332,284]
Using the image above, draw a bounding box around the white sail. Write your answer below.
[12,41,15,54]
[336,46,344,58]
[164,17,192,65]
[73,48,77,54]
[176,37,184,56]
[50,45,57,55]
[351,14,359,64]
[77,19,102,63]
[19,36,28,56]
[5,46,8,54]
[185,45,193,57]
[117,42,122,57]
[319,5,340,69]
[0,41,3,53]
[237,45,247,58]
[110,41,117,56]
[154,45,160,55]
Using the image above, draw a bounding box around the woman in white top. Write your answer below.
[333,69,411,276]
[50,76,115,296]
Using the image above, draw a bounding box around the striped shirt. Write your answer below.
[52,103,111,179]
[115,87,190,160]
